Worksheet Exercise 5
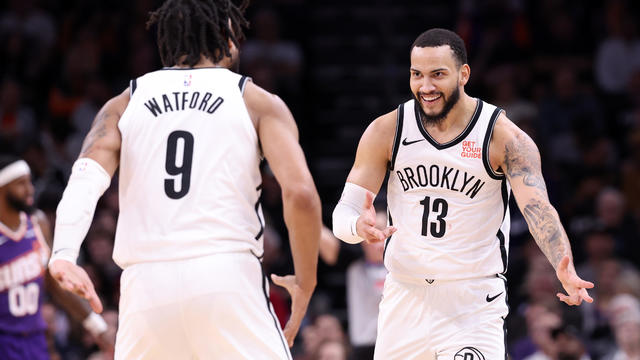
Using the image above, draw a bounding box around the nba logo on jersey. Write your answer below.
[454,347,486,360]
[183,74,192,87]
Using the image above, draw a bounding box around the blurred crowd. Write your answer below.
[1,0,640,359]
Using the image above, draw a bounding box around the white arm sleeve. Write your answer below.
[332,182,370,244]
[50,158,111,264]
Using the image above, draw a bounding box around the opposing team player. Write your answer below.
[332,28,594,359]
[0,156,112,359]
[48,0,321,359]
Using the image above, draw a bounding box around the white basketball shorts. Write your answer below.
[374,273,508,360]
[114,252,291,360]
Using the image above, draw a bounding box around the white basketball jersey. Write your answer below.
[113,68,263,268]
[385,98,510,281]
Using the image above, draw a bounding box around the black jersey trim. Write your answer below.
[238,76,251,94]
[160,66,228,70]
[414,98,482,150]
[482,107,505,180]
[383,211,393,260]
[254,184,264,241]
[498,179,510,274]
[388,104,404,170]
[497,274,509,360]
[253,255,292,360]
[130,79,137,96]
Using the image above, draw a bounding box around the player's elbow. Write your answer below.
[282,184,320,211]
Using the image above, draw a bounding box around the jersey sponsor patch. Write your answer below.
[461,140,481,159]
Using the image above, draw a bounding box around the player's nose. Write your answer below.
[419,79,437,93]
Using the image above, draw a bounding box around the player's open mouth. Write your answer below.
[421,94,441,104]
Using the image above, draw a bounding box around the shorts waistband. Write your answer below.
[389,272,506,285]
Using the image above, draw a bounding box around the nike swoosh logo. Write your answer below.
[486,292,503,302]
[402,138,425,146]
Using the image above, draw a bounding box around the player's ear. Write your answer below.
[459,64,470,86]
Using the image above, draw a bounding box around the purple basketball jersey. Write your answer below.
[0,214,48,334]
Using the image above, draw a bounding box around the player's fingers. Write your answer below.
[381,226,397,238]
[557,292,581,306]
[572,277,594,289]
[362,191,374,211]
[270,274,293,291]
[364,227,386,242]
[87,289,104,313]
[579,288,594,303]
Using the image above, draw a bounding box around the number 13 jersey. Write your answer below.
[385,98,510,281]
[114,68,263,268]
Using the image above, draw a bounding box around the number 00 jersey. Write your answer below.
[114,68,263,268]
[385,98,510,281]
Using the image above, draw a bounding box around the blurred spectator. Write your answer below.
[0,0,56,81]
[241,8,302,98]
[298,313,347,360]
[602,294,640,360]
[595,0,640,94]
[521,304,562,360]
[311,339,349,360]
[595,188,638,258]
[551,324,592,360]
[0,78,37,142]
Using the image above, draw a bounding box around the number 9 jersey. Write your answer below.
[385,99,511,282]
[114,68,263,269]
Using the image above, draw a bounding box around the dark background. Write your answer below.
[1,0,640,359]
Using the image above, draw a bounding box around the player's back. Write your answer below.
[114,68,263,268]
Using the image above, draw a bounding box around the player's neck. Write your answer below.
[0,202,21,231]
[428,93,476,133]
[173,55,230,69]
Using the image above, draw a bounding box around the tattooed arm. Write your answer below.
[490,113,593,306]
[48,88,130,314]
[78,87,130,175]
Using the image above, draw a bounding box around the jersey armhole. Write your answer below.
[482,107,505,180]
[130,78,137,97]
[238,76,251,94]
[388,104,404,171]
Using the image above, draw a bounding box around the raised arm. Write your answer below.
[49,88,129,313]
[243,81,321,346]
[332,111,397,244]
[491,114,593,305]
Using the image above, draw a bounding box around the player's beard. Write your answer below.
[414,85,460,126]
[6,192,35,214]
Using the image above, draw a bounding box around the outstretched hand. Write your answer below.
[556,255,594,306]
[49,259,103,313]
[356,191,396,243]
[271,274,314,347]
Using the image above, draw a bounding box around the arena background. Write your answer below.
[1,0,639,359]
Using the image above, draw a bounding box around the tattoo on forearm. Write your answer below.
[522,199,568,268]
[504,133,547,192]
[80,111,109,156]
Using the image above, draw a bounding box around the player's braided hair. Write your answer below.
[147,0,249,67]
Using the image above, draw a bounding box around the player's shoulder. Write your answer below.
[491,111,529,145]
[365,107,398,140]
[243,81,287,114]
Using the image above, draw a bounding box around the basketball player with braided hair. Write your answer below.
[48,1,321,358]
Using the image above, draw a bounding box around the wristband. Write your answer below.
[83,312,108,336]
